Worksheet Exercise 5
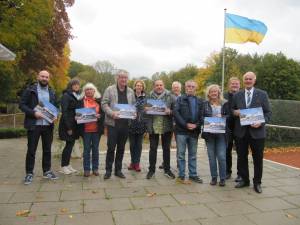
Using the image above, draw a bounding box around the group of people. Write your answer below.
[19,69,271,194]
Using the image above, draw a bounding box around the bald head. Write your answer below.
[37,70,50,87]
[243,71,256,90]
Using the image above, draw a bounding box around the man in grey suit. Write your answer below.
[232,72,271,193]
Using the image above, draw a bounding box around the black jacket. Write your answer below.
[174,94,204,137]
[58,90,80,141]
[129,92,147,134]
[77,98,105,136]
[231,88,271,139]
[223,91,235,131]
[19,83,57,130]
[201,100,230,140]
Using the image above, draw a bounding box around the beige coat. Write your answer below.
[101,84,135,127]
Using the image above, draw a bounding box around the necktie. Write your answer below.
[246,91,251,107]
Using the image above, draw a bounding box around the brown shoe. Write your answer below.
[128,163,135,170]
[84,171,90,177]
[93,170,99,176]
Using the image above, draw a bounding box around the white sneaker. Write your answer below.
[60,166,72,175]
[67,165,77,173]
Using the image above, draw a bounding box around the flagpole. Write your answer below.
[221,8,227,96]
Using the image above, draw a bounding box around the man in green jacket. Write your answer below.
[146,80,176,179]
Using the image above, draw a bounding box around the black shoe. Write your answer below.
[235,180,250,188]
[164,170,175,179]
[189,176,203,183]
[146,171,155,179]
[104,171,111,180]
[219,179,226,187]
[24,173,33,185]
[159,162,164,169]
[254,184,262,193]
[235,175,242,182]
[115,171,126,179]
[210,177,217,185]
[226,173,231,180]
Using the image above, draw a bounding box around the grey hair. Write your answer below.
[172,81,182,89]
[80,82,101,99]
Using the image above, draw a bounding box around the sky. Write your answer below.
[68,0,300,77]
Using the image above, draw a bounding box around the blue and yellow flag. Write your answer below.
[225,13,267,45]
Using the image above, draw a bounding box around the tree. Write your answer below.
[256,53,300,100]
[194,67,214,97]
[94,60,116,74]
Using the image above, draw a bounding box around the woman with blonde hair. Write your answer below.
[128,80,147,172]
[202,84,229,186]
[77,83,105,177]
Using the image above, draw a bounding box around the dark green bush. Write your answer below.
[0,128,27,139]
[266,99,300,147]
[270,99,300,127]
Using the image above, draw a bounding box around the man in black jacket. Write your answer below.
[174,80,204,183]
[232,72,272,193]
[19,70,58,185]
[223,77,240,181]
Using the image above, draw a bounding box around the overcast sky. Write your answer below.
[68,0,300,77]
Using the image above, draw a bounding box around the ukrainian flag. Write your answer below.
[225,13,267,45]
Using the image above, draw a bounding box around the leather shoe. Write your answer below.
[115,171,126,178]
[235,181,250,188]
[254,184,262,193]
[104,171,111,180]
[235,175,242,182]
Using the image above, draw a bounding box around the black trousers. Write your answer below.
[236,129,265,184]
[26,126,53,174]
[149,132,172,172]
[61,140,76,167]
[226,132,239,176]
[105,126,128,172]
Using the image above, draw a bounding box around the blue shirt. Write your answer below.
[35,83,50,125]
[188,96,197,122]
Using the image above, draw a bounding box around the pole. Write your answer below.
[221,8,227,95]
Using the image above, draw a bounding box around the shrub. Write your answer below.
[0,128,27,139]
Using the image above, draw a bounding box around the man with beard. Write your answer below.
[19,70,58,185]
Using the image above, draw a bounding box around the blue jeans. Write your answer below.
[83,132,101,171]
[205,134,226,180]
[176,134,198,178]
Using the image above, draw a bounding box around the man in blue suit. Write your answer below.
[232,72,272,193]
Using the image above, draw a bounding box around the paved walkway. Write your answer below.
[0,137,300,225]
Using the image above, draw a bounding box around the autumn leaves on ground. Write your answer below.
[264,147,300,168]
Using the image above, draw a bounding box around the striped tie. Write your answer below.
[246,91,251,108]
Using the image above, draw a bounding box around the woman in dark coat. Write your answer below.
[58,79,81,175]
[128,80,147,172]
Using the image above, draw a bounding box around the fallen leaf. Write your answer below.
[69,215,73,219]
[16,210,30,217]
[182,180,192,185]
[285,213,295,219]
[60,208,68,213]
[181,201,187,205]
[147,192,156,197]
[92,190,98,194]
[27,215,37,221]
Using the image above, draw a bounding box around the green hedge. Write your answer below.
[270,99,300,127]
[267,99,300,146]
[0,128,27,139]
